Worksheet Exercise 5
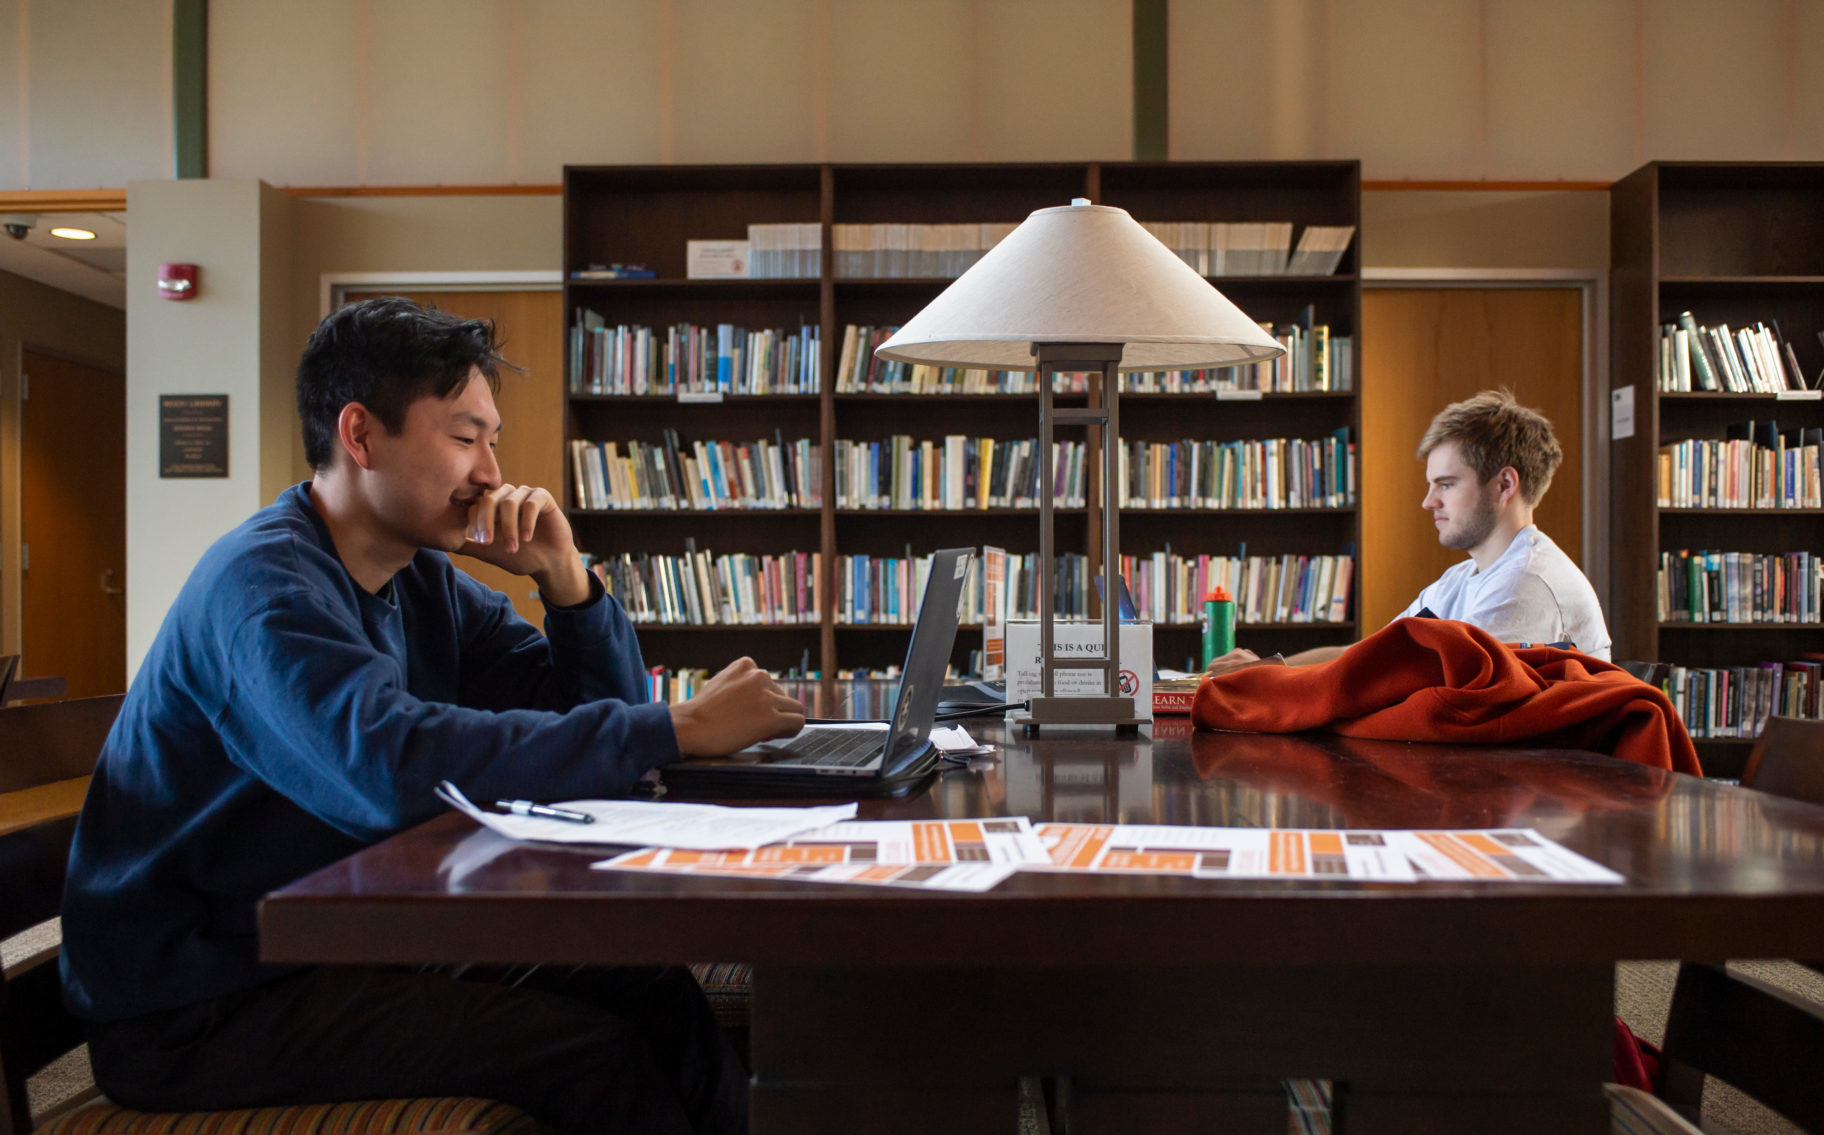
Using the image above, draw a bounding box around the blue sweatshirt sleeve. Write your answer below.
[450,568,652,711]
[215,588,680,844]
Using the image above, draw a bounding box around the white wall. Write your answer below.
[0,0,174,189]
[124,178,290,675]
[5,1,1823,191]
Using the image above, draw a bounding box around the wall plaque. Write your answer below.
[160,394,229,478]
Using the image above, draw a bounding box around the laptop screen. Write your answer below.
[880,548,972,765]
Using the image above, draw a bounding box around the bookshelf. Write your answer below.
[564,161,1362,680]
[1610,162,1824,776]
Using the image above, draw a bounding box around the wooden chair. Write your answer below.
[1650,715,1824,1132]
[0,696,546,1135]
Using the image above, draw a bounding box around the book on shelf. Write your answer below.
[744,223,822,279]
[836,321,1351,395]
[1117,550,1353,626]
[834,436,1087,511]
[1657,550,1822,624]
[1655,423,1824,508]
[831,221,1018,279]
[836,551,1068,626]
[585,546,820,626]
[569,315,821,396]
[1117,430,1355,510]
[570,263,655,280]
[569,432,821,511]
[1658,312,1817,393]
[1285,225,1356,276]
[1662,659,1823,740]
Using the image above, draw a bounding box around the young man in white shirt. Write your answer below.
[1215,389,1611,671]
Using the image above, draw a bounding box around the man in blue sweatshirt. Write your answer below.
[61,297,798,1134]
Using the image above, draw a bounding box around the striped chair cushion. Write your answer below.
[689,961,753,1031]
[40,1097,546,1134]
[1604,1084,1705,1135]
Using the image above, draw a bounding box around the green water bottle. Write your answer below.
[1201,586,1236,668]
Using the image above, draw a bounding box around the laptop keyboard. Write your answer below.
[765,728,885,768]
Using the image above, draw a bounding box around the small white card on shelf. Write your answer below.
[1775,389,1822,401]
[686,240,750,279]
[1216,389,1264,401]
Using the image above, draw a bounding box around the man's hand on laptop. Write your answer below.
[1204,648,1288,678]
[669,657,807,756]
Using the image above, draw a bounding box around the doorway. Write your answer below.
[20,349,127,697]
[1360,287,1587,630]
[341,290,565,628]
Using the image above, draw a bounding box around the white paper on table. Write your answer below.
[1034,823,1416,881]
[783,817,1048,865]
[1382,829,1624,884]
[593,847,1016,893]
[928,725,994,754]
[1032,824,1624,885]
[435,781,857,850]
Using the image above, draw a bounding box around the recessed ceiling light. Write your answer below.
[50,227,96,240]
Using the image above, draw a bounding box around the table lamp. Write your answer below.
[876,199,1285,731]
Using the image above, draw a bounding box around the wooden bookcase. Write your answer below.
[563,161,1362,679]
[1609,162,1824,776]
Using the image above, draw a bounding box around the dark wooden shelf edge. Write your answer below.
[1659,275,1824,284]
[569,509,822,517]
[1657,622,1824,630]
[1659,508,1824,515]
[569,394,821,403]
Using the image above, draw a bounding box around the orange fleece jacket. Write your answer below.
[1192,618,1701,775]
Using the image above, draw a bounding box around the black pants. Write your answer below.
[86,964,748,1135]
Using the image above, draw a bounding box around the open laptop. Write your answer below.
[659,547,974,798]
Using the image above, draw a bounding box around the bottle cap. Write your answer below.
[1205,586,1232,603]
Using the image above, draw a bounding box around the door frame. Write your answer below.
[319,270,562,319]
[4,341,128,659]
[1361,268,1609,614]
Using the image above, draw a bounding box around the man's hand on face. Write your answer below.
[669,657,808,757]
[460,483,592,606]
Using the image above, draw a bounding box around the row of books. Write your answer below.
[833,321,1351,395]
[833,437,1088,511]
[1117,432,1356,510]
[1662,661,1822,740]
[1119,551,1354,625]
[744,223,823,279]
[829,222,1018,279]
[1656,312,1819,393]
[585,548,821,626]
[1656,550,1823,625]
[568,315,822,395]
[1120,328,1354,393]
[1655,425,1824,509]
[1138,222,1355,277]
[569,433,820,511]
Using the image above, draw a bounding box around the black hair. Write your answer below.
[297,296,509,470]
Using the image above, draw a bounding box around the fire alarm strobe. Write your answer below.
[158,263,198,300]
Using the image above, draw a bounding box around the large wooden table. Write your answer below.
[261,683,1824,1135]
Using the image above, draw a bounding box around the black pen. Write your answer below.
[495,799,595,825]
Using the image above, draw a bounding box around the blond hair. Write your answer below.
[1416,389,1563,505]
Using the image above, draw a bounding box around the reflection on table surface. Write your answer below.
[788,680,1824,889]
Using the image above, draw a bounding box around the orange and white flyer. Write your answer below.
[590,817,1048,892]
[1034,824,1622,884]
[1034,823,1416,881]
[1382,829,1623,884]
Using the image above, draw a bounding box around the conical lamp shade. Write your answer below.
[876,202,1286,372]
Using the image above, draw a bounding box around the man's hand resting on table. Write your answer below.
[1204,648,1289,678]
[670,657,807,756]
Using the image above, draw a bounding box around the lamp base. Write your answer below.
[1014,695,1146,735]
